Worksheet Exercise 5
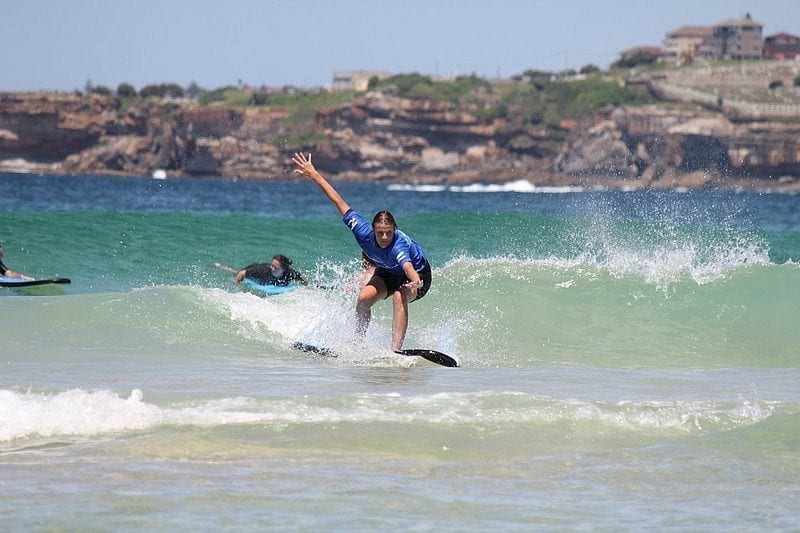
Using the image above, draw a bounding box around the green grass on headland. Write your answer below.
[96,60,799,125]
[199,86,251,107]
[199,86,357,108]
[192,72,655,133]
[372,73,489,102]
[199,86,357,122]
[488,75,655,126]
[543,77,655,121]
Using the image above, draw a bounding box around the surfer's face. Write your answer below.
[373,222,395,248]
[270,259,284,276]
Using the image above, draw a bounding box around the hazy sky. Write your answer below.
[2,0,799,92]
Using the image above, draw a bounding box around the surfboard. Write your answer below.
[395,348,459,368]
[242,278,298,296]
[0,276,71,288]
[291,341,458,367]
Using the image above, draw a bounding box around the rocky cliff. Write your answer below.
[555,105,800,185]
[1,90,799,189]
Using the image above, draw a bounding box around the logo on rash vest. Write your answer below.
[348,219,358,230]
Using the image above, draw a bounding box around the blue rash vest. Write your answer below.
[342,210,427,275]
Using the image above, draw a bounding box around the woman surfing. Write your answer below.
[292,152,431,351]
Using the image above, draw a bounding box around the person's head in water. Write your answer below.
[372,210,397,248]
[271,254,293,276]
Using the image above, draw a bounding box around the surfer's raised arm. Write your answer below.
[292,152,351,216]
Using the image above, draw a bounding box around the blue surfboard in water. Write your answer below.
[242,278,298,296]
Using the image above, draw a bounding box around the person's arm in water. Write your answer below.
[0,257,31,280]
[213,262,246,283]
[1,268,29,279]
[292,152,351,216]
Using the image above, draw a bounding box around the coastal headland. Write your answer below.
[2,62,800,191]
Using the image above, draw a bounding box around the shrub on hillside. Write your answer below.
[512,69,552,90]
[580,64,602,75]
[198,86,241,105]
[611,48,660,69]
[140,83,185,98]
[116,83,137,97]
[90,85,112,96]
[186,82,203,99]
[374,73,488,102]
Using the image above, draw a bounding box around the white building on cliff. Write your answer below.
[331,70,390,92]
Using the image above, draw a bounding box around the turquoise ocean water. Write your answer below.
[1,173,799,529]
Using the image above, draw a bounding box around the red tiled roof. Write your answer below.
[623,46,662,55]
[765,32,800,41]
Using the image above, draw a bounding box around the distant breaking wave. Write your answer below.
[388,180,800,195]
[387,179,593,194]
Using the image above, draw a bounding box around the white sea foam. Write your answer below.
[0,388,777,442]
[200,286,330,342]
[441,235,771,287]
[592,237,771,286]
[195,286,420,367]
[0,388,159,442]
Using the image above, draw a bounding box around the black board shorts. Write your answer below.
[375,260,431,302]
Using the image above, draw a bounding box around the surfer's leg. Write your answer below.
[356,278,385,336]
[391,289,411,351]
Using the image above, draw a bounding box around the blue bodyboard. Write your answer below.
[242,278,298,296]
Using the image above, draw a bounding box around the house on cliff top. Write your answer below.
[763,32,800,60]
[662,25,713,65]
[660,14,800,64]
[711,13,763,60]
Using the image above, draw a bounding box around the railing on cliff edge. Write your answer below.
[628,76,800,121]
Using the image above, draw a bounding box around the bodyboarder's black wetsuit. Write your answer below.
[243,263,308,286]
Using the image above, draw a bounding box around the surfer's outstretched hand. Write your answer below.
[293,151,351,215]
[292,152,318,179]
